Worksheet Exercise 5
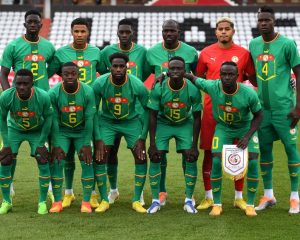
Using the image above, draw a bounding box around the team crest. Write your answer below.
[172,102,179,108]
[69,106,76,112]
[77,61,84,67]
[290,128,296,135]
[253,136,259,143]
[231,56,239,63]
[115,97,122,103]
[32,55,38,62]
[22,111,29,117]
[225,106,232,112]
[228,154,241,165]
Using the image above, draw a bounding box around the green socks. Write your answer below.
[0,165,12,203]
[247,159,259,205]
[80,161,94,202]
[184,161,197,199]
[211,156,222,204]
[50,160,65,202]
[38,163,50,203]
[94,163,108,202]
[160,154,167,192]
[149,162,161,200]
[107,163,118,190]
[133,163,147,202]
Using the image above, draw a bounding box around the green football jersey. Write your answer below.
[101,43,151,81]
[48,82,96,136]
[47,44,105,86]
[146,41,198,77]
[1,36,55,90]
[0,87,53,146]
[93,73,149,121]
[195,78,261,128]
[249,34,300,111]
[148,78,202,124]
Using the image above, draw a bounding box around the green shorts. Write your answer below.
[100,117,142,148]
[156,119,193,152]
[258,109,298,145]
[8,127,42,156]
[212,124,259,154]
[56,133,90,154]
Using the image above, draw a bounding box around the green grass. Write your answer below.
[1,139,300,240]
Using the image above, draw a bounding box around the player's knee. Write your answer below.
[150,155,161,163]
[1,157,13,166]
[247,159,259,178]
[182,152,198,163]
[107,150,118,164]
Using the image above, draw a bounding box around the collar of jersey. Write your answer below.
[162,41,181,51]
[262,33,280,44]
[118,42,134,52]
[61,81,81,95]
[109,74,128,87]
[22,35,40,44]
[167,78,186,92]
[70,43,88,50]
[16,88,34,101]
[221,82,240,96]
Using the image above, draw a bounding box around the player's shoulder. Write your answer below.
[148,42,162,52]
[4,36,22,48]
[239,83,257,96]
[128,74,144,86]
[48,82,62,94]
[102,43,118,53]
[87,44,101,52]
[278,34,297,45]
[94,73,110,86]
[250,36,263,46]
[1,88,15,99]
[33,87,51,102]
[80,81,93,92]
[39,36,54,45]
[134,43,147,51]
[180,41,197,51]
[56,44,71,52]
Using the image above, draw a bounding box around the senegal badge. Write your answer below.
[222,145,248,180]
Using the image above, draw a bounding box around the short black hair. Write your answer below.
[15,69,33,80]
[71,18,89,29]
[162,19,179,30]
[221,61,238,68]
[118,19,133,28]
[258,5,275,18]
[62,61,78,69]
[169,56,185,65]
[109,53,129,64]
[25,9,41,21]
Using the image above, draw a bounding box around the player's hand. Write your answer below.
[288,107,300,128]
[151,72,167,89]
[148,144,161,162]
[185,146,199,162]
[290,78,296,91]
[184,72,197,84]
[79,146,93,165]
[51,147,66,163]
[237,136,250,150]
[0,147,13,166]
[133,139,146,161]
[35,146,50,164]
[95,140,106,163]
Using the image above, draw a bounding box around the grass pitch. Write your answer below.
[1,139,300,240]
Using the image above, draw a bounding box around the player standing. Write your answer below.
[101,19,150,204]
[146,19,198,205]
[249,6,300,214]
[93,53,149,213]
[47,17,105,209]
[196,17,256,210]
[187,62,262,216]
[147,57,201,214]
[0,69,53,214]
[48,62,96,213]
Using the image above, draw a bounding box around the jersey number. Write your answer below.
[31,62,38,76]
[69,113,77,124]
[223,112,234,122]
[114,104,121,116]
[170,109,180,120]
[79,68,86,81]
[262,63,268,76]
[22,117,30,128]
[212,137,219,150]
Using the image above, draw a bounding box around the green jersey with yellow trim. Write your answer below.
[1,36,55,90]
[0,87,53,147]
[47,44,105,86]
[101,43,150,81]
[148,78,202,124]
[146,41,198,77]
[195,78,261,128]
[249,34,300,111]
[93,73,149,121]
[48,82,96,135]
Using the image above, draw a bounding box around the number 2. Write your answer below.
[31,62,38,76]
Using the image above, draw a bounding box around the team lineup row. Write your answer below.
[0,5,300,216]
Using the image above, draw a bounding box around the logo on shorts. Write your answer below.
[231,56,239,63]
[228,154,241,165]
[253,136,259,143]
[290,128,296,135]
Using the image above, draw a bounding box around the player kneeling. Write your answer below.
[186,62,263,217]
[0,69,53,214]
[48,62,96,213]
[147,57,202,214]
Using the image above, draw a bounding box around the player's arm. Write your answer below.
[237,109,263,149]
[83,89,96,146]
[0,93,10,146]
[92,78,102,141]
[0,67,11,90]
[38,94,53,146]
[288,64,300,128]
[244,52,257,87]
[47,53,62,78]
[184,73,211,93]
[96,50,108,75]
[190,49,199,74]
[136,84,150,140]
